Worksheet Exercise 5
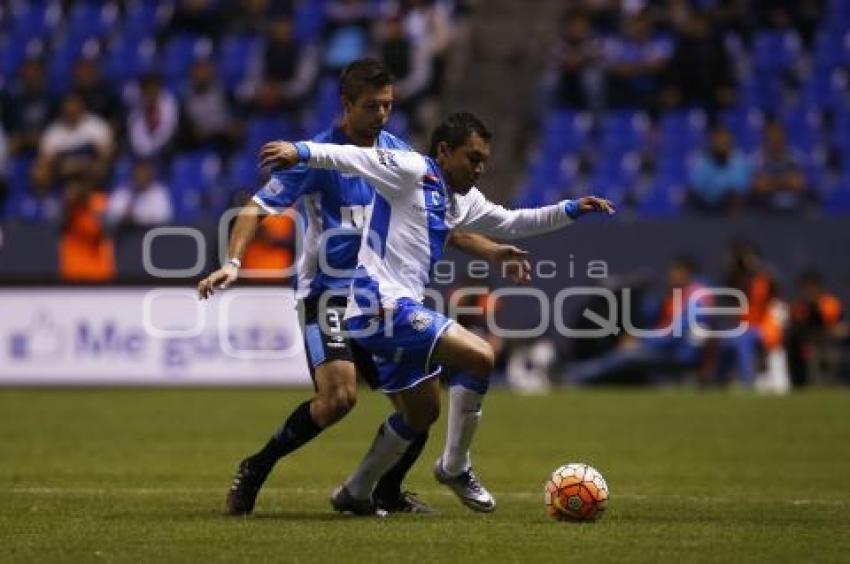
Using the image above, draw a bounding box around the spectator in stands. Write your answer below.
[59,173,115,282]
[565,256,709,385]
[106,159,173,228]
[750,121,808,212]
[753,0,822,47]
[663,10,735,115]
[1,59,54,157]
[376,12,432,127]
[70,56,124,134]
[228,0,293,36]
[787,270,845,387]
[715,241,788,389]
[36,92,113,187]
[163,0,224,42]
[687,126,751,213]
[242,214,295,279]
[400,0,454,98]
[127,73,179,160]
[180,58,239,156]
[603,10,672,111]
[240,15,319,115]
[552,9,603,110]
[322,0,373,73]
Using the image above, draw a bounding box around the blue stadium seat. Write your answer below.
[244,116,299,155]
[822,173,850,215]
[66,1,116,41]
[104,35,156,86]
[218,34,261,91]
[721,107,764,153]
[812,30,850,71]
[3,156,34,219]
[169,151,222,219]
[305,77,342,135]
[751,31,802,74]
[294,0,326,44]
[635,178,683,217]
[832,109,850,165]
[739,72,784,114]
[782,104,824,154]
[540,110,592,157]
[8,1,59,42]
[161,35,212,90]
[48,35,103,95]
[803,69,844,111]
[659,109,707,156]
[225,151,263,194]
[123,0,166,39]
[599,110,651,158]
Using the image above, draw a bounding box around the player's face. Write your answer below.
[343,85,394,142]
[440,133,491,194]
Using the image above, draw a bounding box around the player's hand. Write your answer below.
[197,264,238,300]
[259,141,299,170]
[577,196,616,216]
[491,244,532,284]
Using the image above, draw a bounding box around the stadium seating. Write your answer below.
[1,0,849,221]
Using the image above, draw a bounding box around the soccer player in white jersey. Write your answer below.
[198,61,528,515]
[259,112,614,514]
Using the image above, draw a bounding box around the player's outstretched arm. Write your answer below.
[260,140,426,195]
[197,200,265,300]
[448,230,532,284]
[461,191,615,240]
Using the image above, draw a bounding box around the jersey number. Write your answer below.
[340,205,367,229]
[326,309,342,333]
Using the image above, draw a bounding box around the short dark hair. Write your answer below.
[339,58,395,102]
[428,112,492,156]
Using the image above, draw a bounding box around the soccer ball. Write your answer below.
[544,463,609,522]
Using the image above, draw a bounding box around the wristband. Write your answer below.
[226,258,241,269]
[294,141,311,163]
[564,200,581,219]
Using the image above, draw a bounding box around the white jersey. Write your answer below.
[300,142,577,315]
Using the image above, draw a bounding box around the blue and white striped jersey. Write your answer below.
[296,142,578,315]
[252,127,410,300]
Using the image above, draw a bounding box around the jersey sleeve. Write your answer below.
[252,165,316,214]
[302,142,427,197]
[457,188,576,240]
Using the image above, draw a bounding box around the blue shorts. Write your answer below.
[345,299,454,393]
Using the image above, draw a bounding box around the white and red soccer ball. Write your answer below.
[544,463,609,522]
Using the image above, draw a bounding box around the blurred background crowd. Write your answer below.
[0,0,848,391]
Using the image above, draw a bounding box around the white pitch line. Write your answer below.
[4,486,848,507]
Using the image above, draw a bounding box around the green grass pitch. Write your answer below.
[2,388,849,563]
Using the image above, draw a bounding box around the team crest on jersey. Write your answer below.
[408,310,433,332]
[376,149,399,168]
[265,177,284,195]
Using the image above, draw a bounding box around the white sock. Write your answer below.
[345,418,414,499]
[441,385,483,476]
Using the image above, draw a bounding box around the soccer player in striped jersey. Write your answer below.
[198,61,530,515]
[259,112,614,514]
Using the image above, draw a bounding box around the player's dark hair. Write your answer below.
[339,58,395,102]
[428,112,492,156]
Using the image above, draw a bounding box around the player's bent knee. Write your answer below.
[468,345,495,379]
